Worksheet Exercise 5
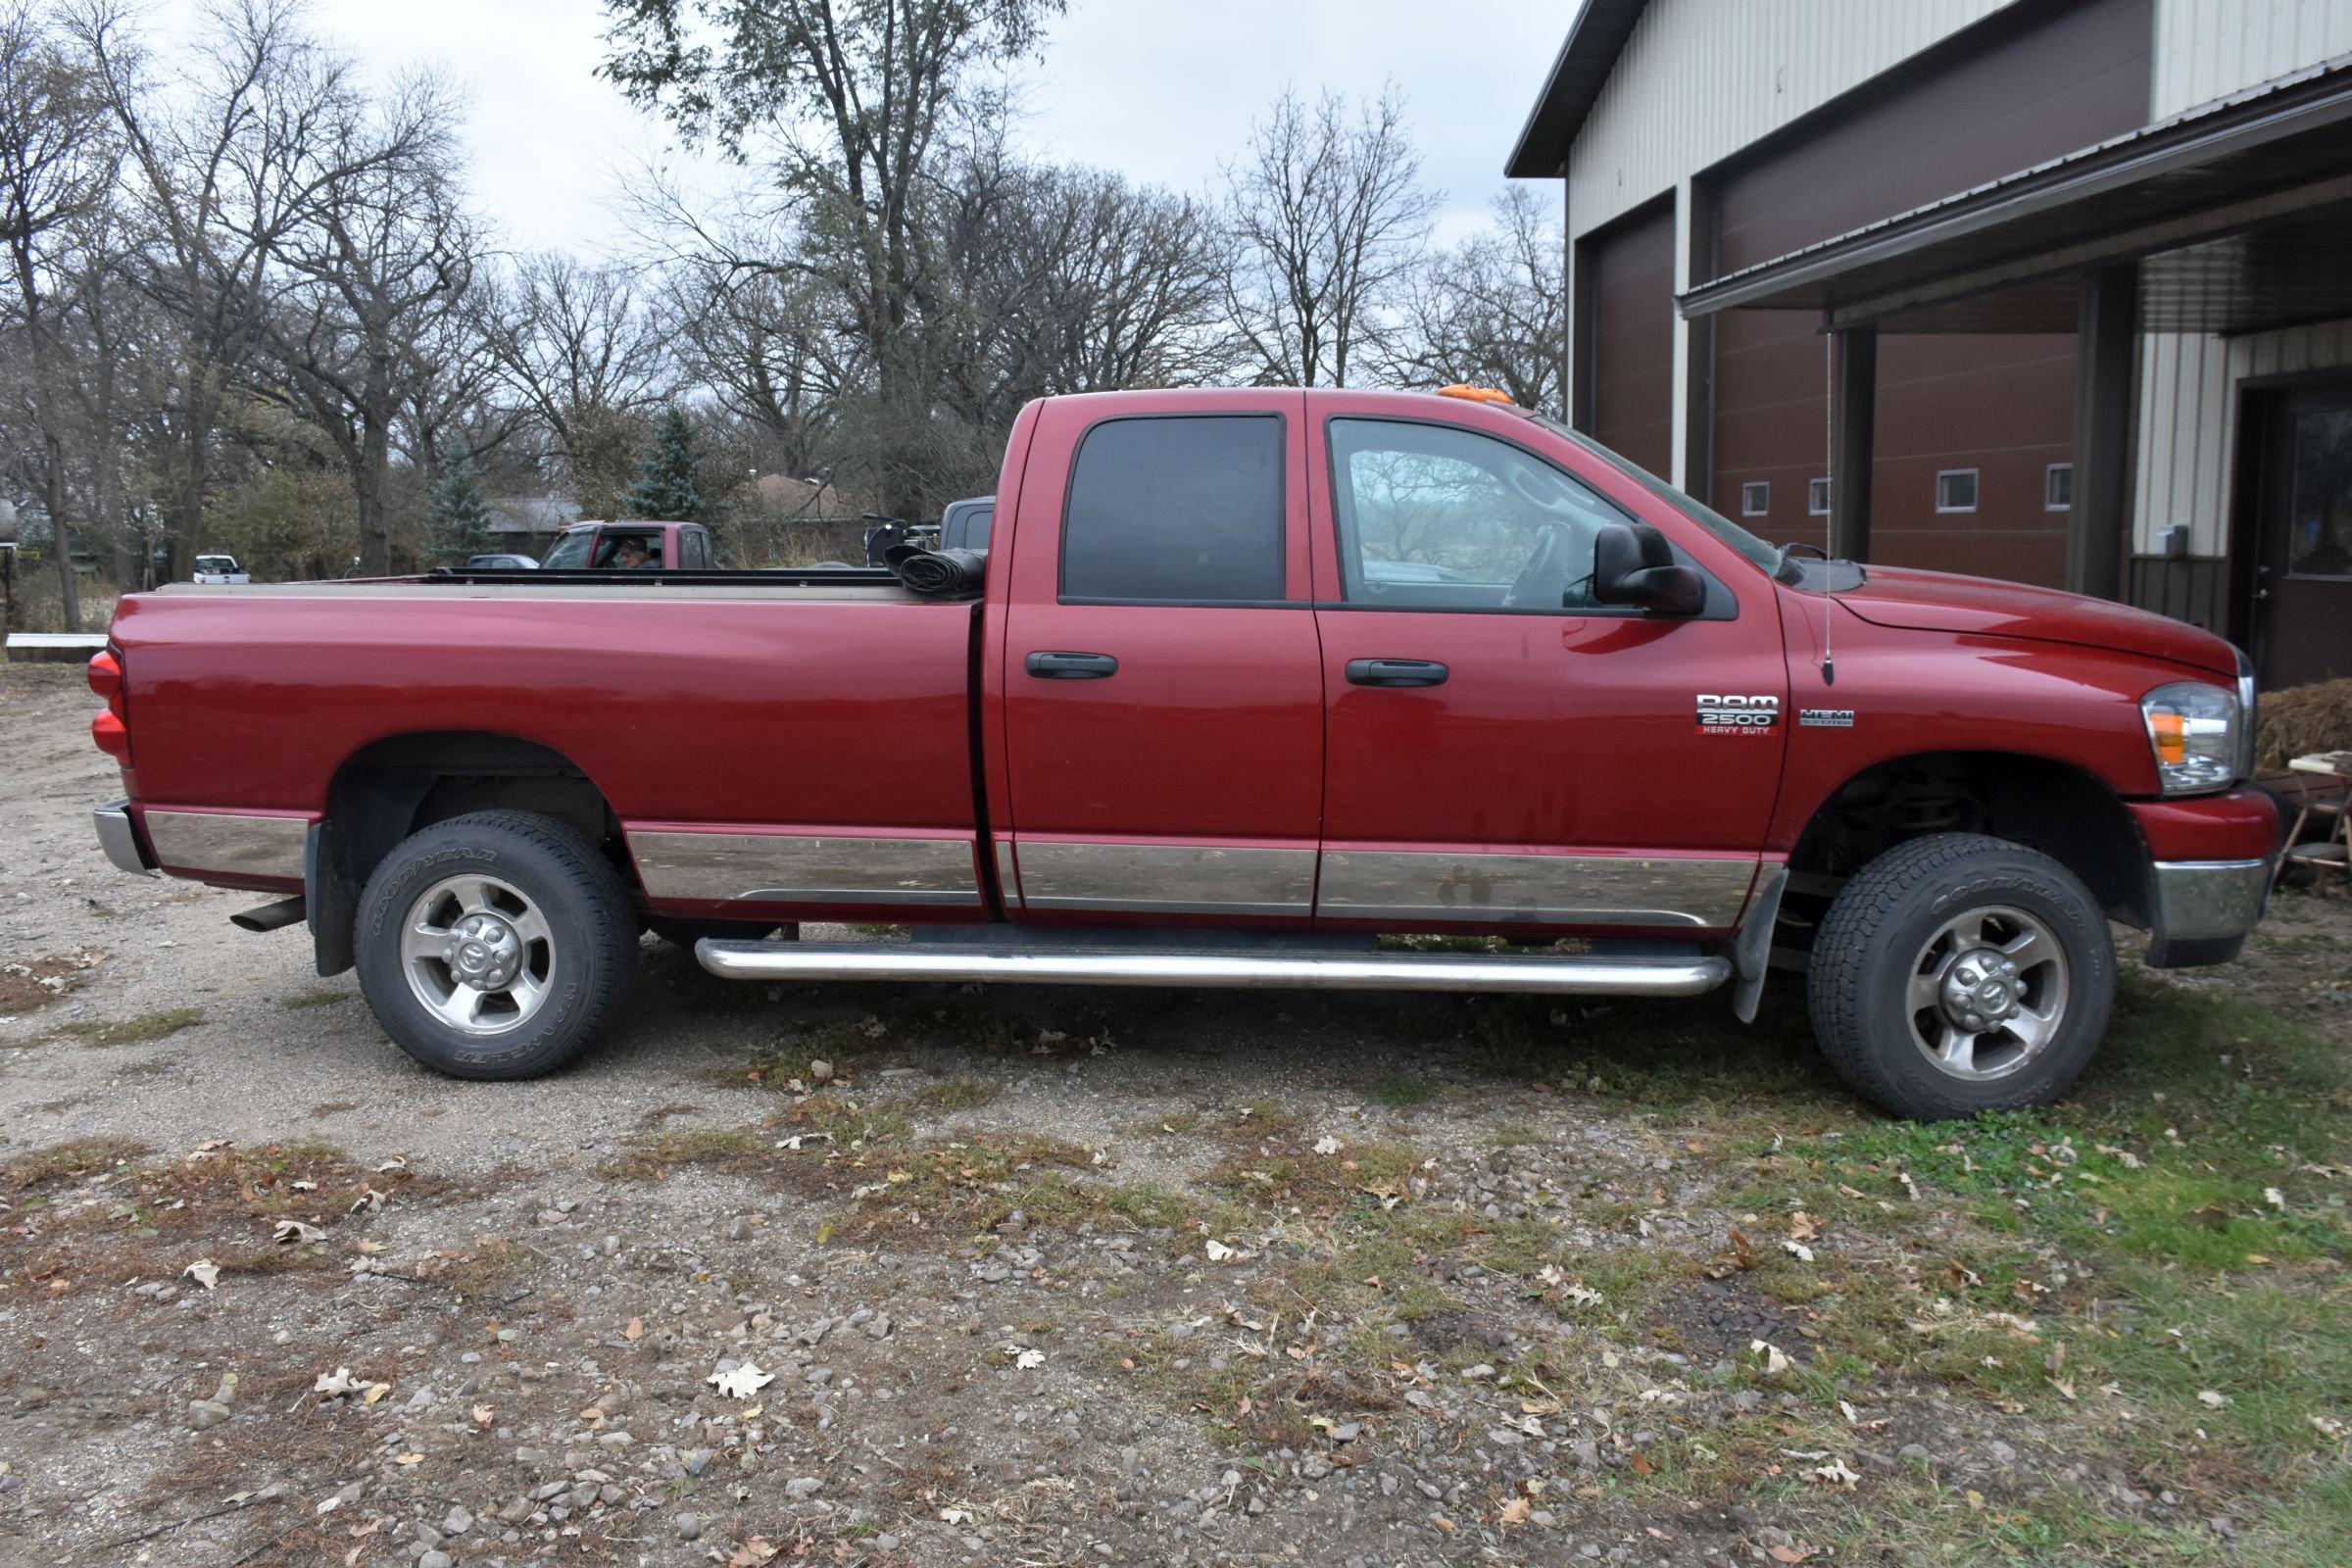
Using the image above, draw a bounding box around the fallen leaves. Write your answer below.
[181,1258,220,1291]
[1752,1339,1791,1376]
[706,1362,774,1400]
[1005,1346,1046,1370]
[272,1219,325,1246]
[312,1367,390,1403]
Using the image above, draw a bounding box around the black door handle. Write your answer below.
[1026,650,1118,679]
[1346,658,1449,688]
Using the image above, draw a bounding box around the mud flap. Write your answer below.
[306,821,359,977]
[1731,863,1788,1024]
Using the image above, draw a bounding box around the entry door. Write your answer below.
[1000,399,1325,923]
[2252,380,2352,688]
[1308,408,1786,934]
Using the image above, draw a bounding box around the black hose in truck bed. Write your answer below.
[884,543,987,598]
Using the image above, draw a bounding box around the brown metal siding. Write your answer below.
[1583,200,1677,477]
[1703,0,2153,580]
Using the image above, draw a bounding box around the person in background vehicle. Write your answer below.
[610,538,652,569]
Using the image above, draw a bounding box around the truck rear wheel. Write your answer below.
[1808,833,2114,1120]
[355,810,636,1080]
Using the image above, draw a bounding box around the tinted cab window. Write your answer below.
[1061,416,1285,603]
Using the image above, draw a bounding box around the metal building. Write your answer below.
[1507,0,2352,687]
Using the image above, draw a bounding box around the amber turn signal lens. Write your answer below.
[2147,710,2185,764]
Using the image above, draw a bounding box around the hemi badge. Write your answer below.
[1799,709,1856,728]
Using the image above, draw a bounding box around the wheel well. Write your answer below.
[1787,753,2150,928]
[312,732,628,975]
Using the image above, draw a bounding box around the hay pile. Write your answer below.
[2255,677,2352,773]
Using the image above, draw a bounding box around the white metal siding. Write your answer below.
[1565,0,2017,242]
[2151,0,2352,116]
[2134,319,2352,553]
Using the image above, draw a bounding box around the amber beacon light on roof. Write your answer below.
[1435,384,1515,406]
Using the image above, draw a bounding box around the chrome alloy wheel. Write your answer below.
[401,874,554,1036]
[1904,905,2069,1081]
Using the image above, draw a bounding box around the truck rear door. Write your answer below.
[1305,393,1786,934]
[995,394,1323,923]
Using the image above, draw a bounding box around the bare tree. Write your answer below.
[937,137,1230,413]
[600,0,1062,515]
[1388,187,1566,415]
[1220,85,1440,388]
[665,255,846,491]
[253,74,474,573]
[0,2,114,627]
[81,0,426,580]
[478,250,672,486]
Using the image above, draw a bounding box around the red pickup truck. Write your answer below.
[86,387,2276,1119]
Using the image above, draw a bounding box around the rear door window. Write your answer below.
[1061,416,1285,604]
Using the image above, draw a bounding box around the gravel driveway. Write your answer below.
[5,659,2349,1568]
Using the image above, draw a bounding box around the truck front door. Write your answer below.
[997,396,1325,924]
[1306,399,1788,935]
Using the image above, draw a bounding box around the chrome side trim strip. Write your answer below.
[629,830,980,906]
[1317,850,1755,928]
[143,808,308,879]
[93,801,156,876]
[1014,841,1316,916]
[2150,857,2270,942]
[994,840,1021,906]
[698,938,1733,996]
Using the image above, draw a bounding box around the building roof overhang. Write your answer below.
[1502,0,1651,178]
[1676,55,2352,334]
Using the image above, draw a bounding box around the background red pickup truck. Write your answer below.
[87,386,2278,1119]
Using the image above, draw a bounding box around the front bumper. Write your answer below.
[2145,857,2269,968]
[94,800,156,876]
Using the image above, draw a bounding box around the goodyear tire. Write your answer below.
[354,810,636,1080]
[1808,833,2114,1120]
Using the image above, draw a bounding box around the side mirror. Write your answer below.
[1592,522,1706,616]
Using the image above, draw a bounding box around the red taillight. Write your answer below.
[89,649,128,761]
[92,710,128,760]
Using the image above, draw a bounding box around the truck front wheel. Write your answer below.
[1808,833,2114,1120]
[354,810,637,1080]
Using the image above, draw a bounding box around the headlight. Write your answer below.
[2140,682,2239,794]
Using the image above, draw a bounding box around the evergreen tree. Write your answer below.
[429,443,496,563]
[625,406,706,521]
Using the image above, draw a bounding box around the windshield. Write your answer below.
[1529,414,1784,574]
[541,530,593,569]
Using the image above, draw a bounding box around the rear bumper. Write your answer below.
[94,800,156,876]
[2144,857,2270,968]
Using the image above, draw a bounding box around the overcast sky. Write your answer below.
[142,0,1568,256]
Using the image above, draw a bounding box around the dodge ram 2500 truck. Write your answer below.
[85,386,2278,1119]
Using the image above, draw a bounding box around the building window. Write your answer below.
[2045,463,2073,512]
[1808,477,1831,515]
[1936,468,1980,514]
[1741,480,1770,517]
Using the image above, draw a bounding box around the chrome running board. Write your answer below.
[695,937,1732,997]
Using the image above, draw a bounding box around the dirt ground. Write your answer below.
[3,658,2350,1568]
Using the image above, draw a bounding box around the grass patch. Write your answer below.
[1362,1074,1441,1109]
[915,1077,1003,1112]
[0,1136,144,1193]
[281,989,352,1009]
[38,1006,203,1048]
